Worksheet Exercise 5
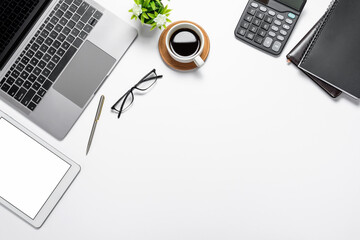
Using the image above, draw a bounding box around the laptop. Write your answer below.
[0,0,137,140]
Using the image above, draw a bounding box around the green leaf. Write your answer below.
[142,8,147,12]
[141,14,145,24]
[142,13,149,19]
[151,23,157,30]
[150,2,156,10]
[129,9,133,12]
[144,0,150,7]
[147,13,155,18]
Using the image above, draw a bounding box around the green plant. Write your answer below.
[129,0,172,30]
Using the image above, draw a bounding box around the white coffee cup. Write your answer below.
[166,22,205,68]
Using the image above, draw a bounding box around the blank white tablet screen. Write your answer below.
[0,120,70,219]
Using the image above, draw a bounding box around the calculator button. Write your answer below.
[269,31,276,37]
[258,29,266,37]
[249,25,258,33]
[260,6,267,12]
[283,24,290,30]
[274,20,281,26]
[271,26,279,32]
[246,32,255,40]
[277,35,285,41]
[245,15,253,22]
[247,8,256,16]
[285,18,293,24]
[254,36,263,44]
[241,21,250,29]
[261,22,270,30]
[272,41,282,52]
[253,19,261,26]
[288,13,296,19]
[237,28,246,36]
[265,16,273,24]
[268,10,276,16]
[263,37,273,48]
[251,2,259,8]
[280,30,287,36]
[256,11,264,19]
[277,14,284,20]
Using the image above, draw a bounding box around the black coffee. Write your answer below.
[170,28,201,57]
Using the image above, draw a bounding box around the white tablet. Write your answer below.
[0,113,80,228]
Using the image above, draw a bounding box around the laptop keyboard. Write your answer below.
[0,0,103,111]
[0,0,40,54]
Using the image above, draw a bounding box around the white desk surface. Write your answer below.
[1,0,360,239]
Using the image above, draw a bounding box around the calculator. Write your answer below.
[234,0,306,56]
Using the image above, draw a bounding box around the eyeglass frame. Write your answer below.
[111,69,163,119]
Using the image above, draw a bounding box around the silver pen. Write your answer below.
[86,95,105,155]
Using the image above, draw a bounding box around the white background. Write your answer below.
[1,0,360,239]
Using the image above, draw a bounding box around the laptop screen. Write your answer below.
[0,0,51,70]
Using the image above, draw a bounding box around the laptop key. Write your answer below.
[55,10,64,18]
[21,89,36,106]
[23,81,32,89]
[78,31,88,40]
[93,11,103,20]
[42,69,51,77]
[43,80,53,90]
[57,33,66,42]
[64,11,73,19]
[74,0,82,6]
[33,95,42,104]
[89,18,98,26]
[72,13,81,22]
[76,21,84,30]
[60,3,69,12]
[37,75,46,84]
[38,60,46,69]
[73,38,83,48]
[15,88,27,101]
[50,16,59,25]
[81,6,96,23]
[69,4,78,13]
[47,61,56,70]
[15,78,25,86]
[21,57,30,65]
[77,2,89,15]
[6,77,15,85]
[83,24,92,33]
[32,82,41,91]
[1,83,11,93]
[16,63,25,72]
[8,85,19,97]
[62,41,70,50]
[38,88,46,97]
[27,102,37,111]
[49,46,77,82]
[67,20,76,29]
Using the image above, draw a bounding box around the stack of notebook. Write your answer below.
[287,0,360,99]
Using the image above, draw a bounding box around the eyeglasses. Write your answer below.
[111,69,163,119]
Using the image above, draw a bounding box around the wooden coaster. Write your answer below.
[159,20,210,71]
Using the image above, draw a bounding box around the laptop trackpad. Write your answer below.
[53,41,116,108]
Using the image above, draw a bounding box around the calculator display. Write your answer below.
[276,0,305,11]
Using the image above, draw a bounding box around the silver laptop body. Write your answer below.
[0,0,137,140]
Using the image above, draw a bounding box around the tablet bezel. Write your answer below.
[0,111,80,228]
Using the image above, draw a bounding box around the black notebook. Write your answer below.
[287,13,342,98]
[299,0,360,99]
